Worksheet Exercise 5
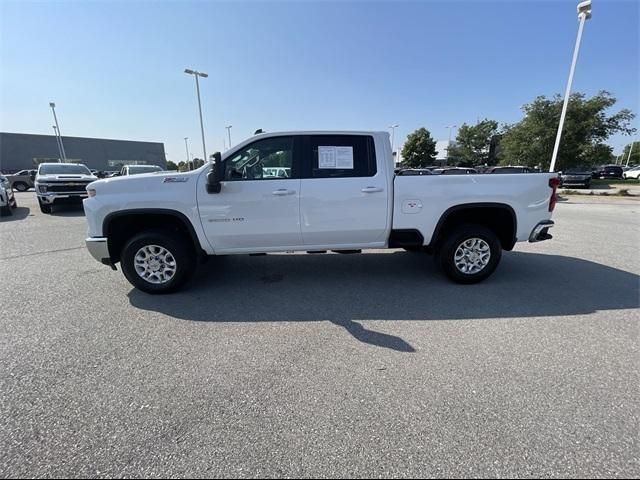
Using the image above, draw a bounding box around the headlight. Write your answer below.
[37,184,48,193]
[87,188,96,198]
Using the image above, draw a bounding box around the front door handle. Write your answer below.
[361,186,384,193]
[272,189,295,196]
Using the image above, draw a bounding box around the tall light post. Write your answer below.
[49,102,66,161]
[388,124,399,164]
[446,125,457,164]
[549,0,592,172]
[626,141,635,167]
[52,126,63,162]
[184,137,191,170]
[184,68,208,162]
[446,125,457,144]
[225,125,233,150]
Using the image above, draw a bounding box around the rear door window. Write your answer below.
[304,135,376,178]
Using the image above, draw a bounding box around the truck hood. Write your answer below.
[88,168,203,193]
[36,174,98,182]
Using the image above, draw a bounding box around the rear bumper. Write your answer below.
[529,220,554,243]
[86,237,115,268]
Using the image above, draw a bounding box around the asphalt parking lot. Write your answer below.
[1,192,638,478]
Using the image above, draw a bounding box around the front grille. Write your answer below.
[46,183,91,193]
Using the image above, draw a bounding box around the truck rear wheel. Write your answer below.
[120,229,195,294]
[437,224,502,284]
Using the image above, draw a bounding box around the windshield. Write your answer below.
[39,164,92,175]
[128,166,162,174]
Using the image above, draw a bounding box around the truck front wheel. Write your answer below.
[437,224,502,284]
[38,198,52,214]
[121,230,195,294]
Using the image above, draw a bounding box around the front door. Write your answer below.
[197,135,302,253]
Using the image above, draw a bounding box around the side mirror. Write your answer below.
[207,152,223,194]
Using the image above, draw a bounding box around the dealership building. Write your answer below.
[0,132,167,173]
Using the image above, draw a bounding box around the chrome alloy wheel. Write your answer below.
[454,238,491,275]
[134,245,177,284]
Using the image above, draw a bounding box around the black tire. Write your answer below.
[0,205,12,217]
[38,198,52,214]
[13,182,28,192]
[584,180,591,189]
[436,224,502,284]
[120,229,195,294]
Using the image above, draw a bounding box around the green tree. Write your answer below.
[166,160,178,171]
[401,127,437,168]
[448,119,500,167]
[620,141,640,166]
[500,91,635,170]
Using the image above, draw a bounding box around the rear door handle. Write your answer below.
[361,186,384,193]
[272,189,295,196]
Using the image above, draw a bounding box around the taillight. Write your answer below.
[549,177,560,212]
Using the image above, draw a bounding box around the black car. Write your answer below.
[432,167,478,175]
[396,168,433,176]
[488,166,534,174]
[560,168,591,188]
[593,165,623,180]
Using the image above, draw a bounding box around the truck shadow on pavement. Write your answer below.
[0,207,30,222]
[51,204,85,217]
[128,251,639,352]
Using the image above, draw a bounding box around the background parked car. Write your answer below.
[0,173,18,216]
[622,166,640,180]
[487,166,534,174]
[593,165,624,179]
[118,165,164,176]
[5,169,36,191]
[560,168,592,188]
[432,167,478,175]
[396,168,433,176]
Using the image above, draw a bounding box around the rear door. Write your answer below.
[299,134,388,247]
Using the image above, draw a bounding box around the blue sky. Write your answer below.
[1,0,638,162]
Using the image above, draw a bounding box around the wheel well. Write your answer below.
[104,210,203,263]
[431,204,517,251]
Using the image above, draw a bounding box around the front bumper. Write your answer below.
[38,192,88,204]
[86,237,115,269]
[529,220,554,243]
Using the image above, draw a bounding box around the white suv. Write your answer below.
[0,173,18,217]
[623,166,640,180]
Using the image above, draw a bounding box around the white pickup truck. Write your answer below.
[83,131,559,293]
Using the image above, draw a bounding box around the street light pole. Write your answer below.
[549,0,592,172]
[184,137,191,170]
[388,124,399,164]
[52,126,63,162]
[446,125,457,165]
[626,141,635,167]
[184,69,208,162]
[49,102,67,161]
[226,125,233,150]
